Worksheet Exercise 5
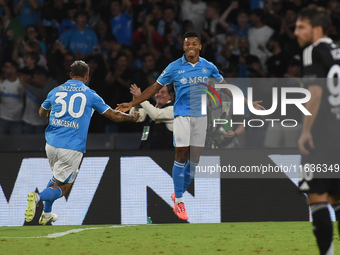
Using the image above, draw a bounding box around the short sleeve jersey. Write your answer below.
[302,37,340,149]
[60,27,99,55]
[157,54,223,117]
[42,79,110,152]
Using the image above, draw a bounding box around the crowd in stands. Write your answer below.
[0,0,339,146]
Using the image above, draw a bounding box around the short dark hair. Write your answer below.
[183,30,201,43]
[33,66,49,77]
[24,52,40,64]
[74,10,89,20]
[250,8,265,22]
[70,60,89,77]
[298,6,331,35]
[7,60,19,70]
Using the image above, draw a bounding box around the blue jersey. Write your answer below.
[41,80,110,153]
[60,27,99,55]
[157,55,223,117]
[110,12,133,46]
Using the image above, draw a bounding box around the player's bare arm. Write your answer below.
[103,108,139,122]
[219,80,265,111]
[117,82,162,112]
[298,85,323,156]
[39,106,50,118]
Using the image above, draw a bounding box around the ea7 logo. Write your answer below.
[178,70,185,74]
[0,157,108,226]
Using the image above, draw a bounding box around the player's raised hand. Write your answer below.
[298,131,314,156]
[252,100,265,110]
[116,103,132,113]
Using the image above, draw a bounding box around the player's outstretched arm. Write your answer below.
[39,106,50,118]
[219,80,266,110]
[103,108,139,122]
[117,82,163,112]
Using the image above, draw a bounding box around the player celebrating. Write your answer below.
[295,6,340,255]
[25,60,138,225]
[118,30,264,220]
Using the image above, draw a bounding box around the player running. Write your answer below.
[25,60,138,225]
[295,6,340,255]
[117,30,264,220]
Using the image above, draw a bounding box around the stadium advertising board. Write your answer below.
[0,149,309,226]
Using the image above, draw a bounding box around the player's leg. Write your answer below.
[329,193,340,238]
[182,146,203,193]
[172,116,190,220]
[308,193,334,255]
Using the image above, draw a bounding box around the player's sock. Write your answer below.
[46,177,56,188]
[39,187,62,202]
[172,161,185,198]
[43,200,54,213]
[182,160,198,193]
[332,203,340,236]
[310,203,334,255]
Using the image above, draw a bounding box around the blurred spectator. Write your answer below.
[150,2,163,29]
[130,84,174,149]
[50,51,74,84]
[58,2,77,36]
[265,35,289,77]
[24,25,46,55]
[157,4,182,45]
[13,0,44,28]
[95,19,112,53]
[13,40,47,69]
[86,54,107,133]
[278,5,300,58]
[180,0,206,34]
[248,8,274,71]
[102,35,132,70]
[202,1,225,47]
[132,14,164,52]
[110,0,133,47]
[22,67,58,134]
[59,10,99,59]
[264,57,302,147]
[132,53,159,92]
[206,88,245,148]
[219,3,250,39]
[43,0,68,24]
[0,17,15,72]
[105,54,132,107]
[1,0,25,42]
[250,0,266,10]
[22,51,39,71]
[0,61,25,134]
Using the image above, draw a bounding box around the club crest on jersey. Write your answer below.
[180,77,188,84]
[202,68,208,74]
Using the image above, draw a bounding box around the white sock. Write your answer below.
[175,197,184,204]
[43,212,51,218]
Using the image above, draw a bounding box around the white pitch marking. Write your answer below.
[0,225,137,239]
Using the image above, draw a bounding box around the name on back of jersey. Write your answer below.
[59,85,86,92]
[51,118,79,129]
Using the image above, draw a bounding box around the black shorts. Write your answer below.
[299,149,340,195]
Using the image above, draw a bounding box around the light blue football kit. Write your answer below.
[38,79,110,214]
[157,54,224,199]
[42,79,109,153]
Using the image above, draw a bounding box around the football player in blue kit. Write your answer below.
[118,30,264,220]
[25,60,138,225]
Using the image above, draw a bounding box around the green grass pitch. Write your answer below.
[0,222,339,255]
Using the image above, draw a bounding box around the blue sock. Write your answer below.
[43,200,54,213]
[183,160,198,193]
[172,161,185,198]
[46,177,56,188]
[39,187,62,201]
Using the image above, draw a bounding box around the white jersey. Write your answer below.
[0,78,25,121]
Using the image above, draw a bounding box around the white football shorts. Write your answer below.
[173,116,207,147]
[45,143,83,183]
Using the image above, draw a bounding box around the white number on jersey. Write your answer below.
[327,64,340,106]
[55,92,87,118]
